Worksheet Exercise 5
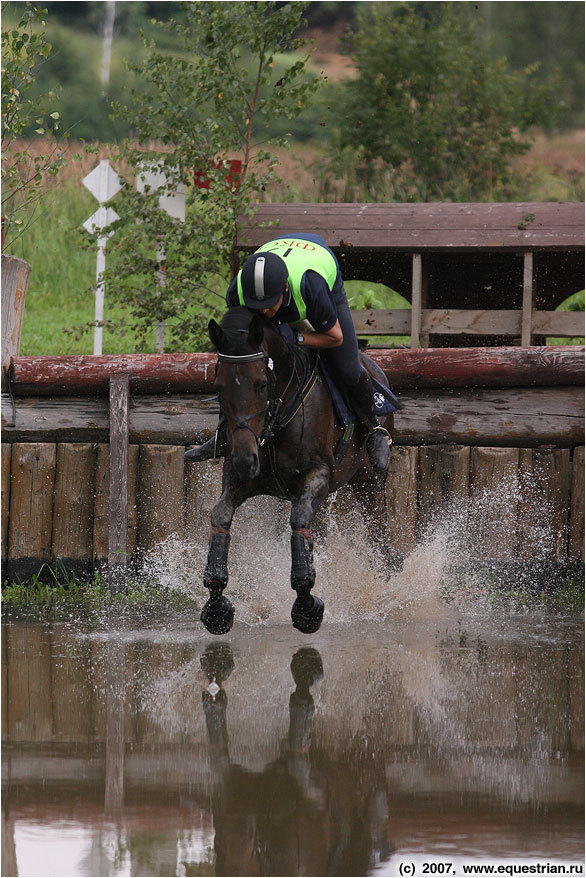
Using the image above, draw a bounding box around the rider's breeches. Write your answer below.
[323,287,363,386]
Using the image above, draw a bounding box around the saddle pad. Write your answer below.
[319,359,399,427]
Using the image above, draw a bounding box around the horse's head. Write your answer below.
[209,308,274,481]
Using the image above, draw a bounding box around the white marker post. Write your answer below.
[82,161,121,354]
[136,162,185,353]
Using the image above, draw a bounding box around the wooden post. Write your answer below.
[521,251,534,346]
[1,255,30,389]
[109,374,129,592]
[417,445,470,539]
[410,253,423,349]
[1,444,11,561]
[385,446,418,558]
[94,443,138,564]
[469,447,520,560]
[51,443,97,568]
[569,446,585,562]
[8,443,56,578]
[137,445,185,552]
[517,448,570,563]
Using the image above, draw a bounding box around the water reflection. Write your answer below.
[1,620,584,876]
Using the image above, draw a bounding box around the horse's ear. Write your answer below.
[208,318,224,351]
[248,313,265,347]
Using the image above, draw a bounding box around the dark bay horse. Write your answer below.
[199,307,395,635]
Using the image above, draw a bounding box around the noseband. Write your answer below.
[216,350,276,446]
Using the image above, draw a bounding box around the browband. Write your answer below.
[217,351,268,364]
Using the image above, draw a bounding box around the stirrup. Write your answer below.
[370,424,392,447]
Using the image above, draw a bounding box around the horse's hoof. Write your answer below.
[201,595,235,635]
[291,595,324,634]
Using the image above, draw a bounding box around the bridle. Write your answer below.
[215,342,312,452]
[215,349,279,448]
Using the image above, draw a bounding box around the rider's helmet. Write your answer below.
[240,252,288,309]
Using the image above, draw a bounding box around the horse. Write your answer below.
[198,306,396,635]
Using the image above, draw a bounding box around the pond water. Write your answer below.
[2,609,583,877]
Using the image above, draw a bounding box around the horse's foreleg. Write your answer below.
[201,464,244,635]
[290,467,330,633]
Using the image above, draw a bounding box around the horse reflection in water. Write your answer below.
[200,643,394,876]
[198,308,396,636]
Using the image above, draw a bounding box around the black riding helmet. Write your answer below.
[240,252,288,309]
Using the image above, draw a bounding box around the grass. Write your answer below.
[2,563,198,623]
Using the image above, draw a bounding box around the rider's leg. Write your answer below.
[346,371,391,476]
[327,290,391,476]
[184,416,227,462]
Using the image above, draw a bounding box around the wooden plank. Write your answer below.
[569,446,585,562]
[418,446,470,538]
[137,445,185,552]
[109,375,129,583]
[385,446,418,557]
[1,443,11,560]
[1,393,219,444]
[521,252,534,346]
[8,443,56,563]
[532,311,585,337]
[410,253,422,349]
[237,202,585,250]
[352,309,411,335]
[51,444,96,563]
[395,388,584,448]
[517,448,570,563]
[94,444,139,561]
[1,255,30,388]
[3,386,583,448]
[469,448,520,560]
[10,346,584,396]
[356,309,584,338]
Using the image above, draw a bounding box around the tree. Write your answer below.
[1,2,66,247]
[99,0,322,351]
[327,2,562,202]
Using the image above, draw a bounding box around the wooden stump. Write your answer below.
[1,254,30,389]
[517,448,570,563]
[569,446,585,562]
[417,445,470,538]
[1,444,11,561]
[51,443,97,568]
[385,446,418,557]
[137,445,185,552]
[469,447,520,560]
[93,444,139,562]
[8,443,56,578]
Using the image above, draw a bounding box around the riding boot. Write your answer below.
[184,417,227,462]
[347,371,392,476]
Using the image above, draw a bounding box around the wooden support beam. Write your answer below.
[410,253,423,349]
[7,443,56,578]
[521,251,534,346]
[108,375,129,592]
[569,446,585,562]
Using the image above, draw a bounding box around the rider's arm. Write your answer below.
[298,271,343,348]
[298,320,343,348]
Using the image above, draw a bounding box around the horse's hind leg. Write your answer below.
[290,466,330,634]
[201,462,246,635]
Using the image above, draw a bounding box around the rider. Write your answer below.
[185,233,391,474]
